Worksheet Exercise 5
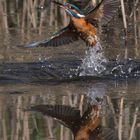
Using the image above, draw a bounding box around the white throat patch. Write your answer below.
[77,13,85,18]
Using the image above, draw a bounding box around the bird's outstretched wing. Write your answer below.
[25,24,78,48]
[89,127,118,140]
[85,0,120,26]
[101,128,118,140]
[28,104,81,133]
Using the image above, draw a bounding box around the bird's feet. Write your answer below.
[87,35,97,46]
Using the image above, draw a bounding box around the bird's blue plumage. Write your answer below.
[65,3,84,16]
[25,41,41,48]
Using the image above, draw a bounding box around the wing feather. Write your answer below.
[85,0,120,26]
[25,24,78,48]
[89,127,118,140]
[28,104,81,133]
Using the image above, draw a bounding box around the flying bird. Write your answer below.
[24,0,119,48]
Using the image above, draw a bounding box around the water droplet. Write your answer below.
[79,42,107,76]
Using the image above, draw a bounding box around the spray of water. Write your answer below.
[86,83,106,106]
[79,42,107,76]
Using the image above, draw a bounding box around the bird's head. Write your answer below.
[52,0,85,18]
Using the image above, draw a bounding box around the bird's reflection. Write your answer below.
[27,93,118,140]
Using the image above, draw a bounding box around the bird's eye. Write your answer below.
[68,5,72,9]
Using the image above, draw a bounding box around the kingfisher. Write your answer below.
[24,0,119,48]
[28,104,118,140]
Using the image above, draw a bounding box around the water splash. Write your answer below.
[86,83,106,106]
[79,42,107,76]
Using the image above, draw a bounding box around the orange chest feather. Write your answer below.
[75,115,100,140]
[72,18,97,36]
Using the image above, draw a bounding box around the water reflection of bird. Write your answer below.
[25,0,119,48]
[28,104,118,140]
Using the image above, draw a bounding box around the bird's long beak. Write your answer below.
[51,0,65,9]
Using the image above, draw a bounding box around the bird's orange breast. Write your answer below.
[74,106,101,140]
[75,118,100,140]
[72,18,97,36]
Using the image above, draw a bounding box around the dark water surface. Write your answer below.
[0,22,140,140]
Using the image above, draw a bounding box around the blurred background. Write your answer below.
[0,0,139,140]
